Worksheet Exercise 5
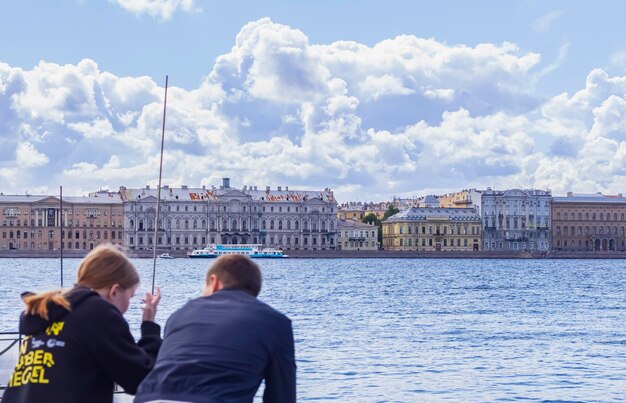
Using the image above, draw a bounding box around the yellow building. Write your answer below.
[382,207,481,251]
[438,189,481,209]
[0,193,124,251]
[337,202,366,221]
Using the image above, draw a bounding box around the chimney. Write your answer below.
[243,185,247,191]
[278,186,282,191]
[254,186,258,191]
[182,185,188,190]
[163,185,169,190]
[202,185,206,190]
[286,186,289,191]
[266,186,270,192]
[146,185,150,189]
[222,178,230,189]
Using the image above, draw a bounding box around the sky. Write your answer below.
[2,1,626,202]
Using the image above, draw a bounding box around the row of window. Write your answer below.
[555,239,625,250]
[1,219,121,227]
[1,241,120,250]
[129,234,335,247]
[483,241,549,250]
[483,231,548,239]
[387,225,480,235]
[2,208,122,217]
[483,199,550,207]
[130,204,334,214]
[129,218,335,231]
[338,241,376,248]
[483,216,549,229]
[395,238,477,247]
[555,212,626,221]
[341,230,376,238]
[555,226,626,236]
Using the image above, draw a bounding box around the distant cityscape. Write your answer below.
[0,178,624,254]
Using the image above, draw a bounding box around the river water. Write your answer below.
[1,258,626,402]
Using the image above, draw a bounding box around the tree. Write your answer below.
[362,213,379,225]
[383,205,400,220]
[361,213,383,247]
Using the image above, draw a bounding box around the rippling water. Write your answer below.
[1,258,626,401]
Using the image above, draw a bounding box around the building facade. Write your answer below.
[364,202,390,220]
[551,193,626,251]
[337,219,378,250]
[0,193,124,251]
[121,178,339,251]
[438,189,483,215]
[481,188,551,252]
[382,207,481,251]
[337,202,367,221]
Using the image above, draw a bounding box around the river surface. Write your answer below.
[1,258,626,402]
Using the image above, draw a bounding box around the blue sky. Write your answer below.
[1,1,626,201]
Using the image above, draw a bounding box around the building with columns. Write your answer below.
[481,188,551,252]
[0,193,123,251]
[551,192,626,251]
[120,178,339,251]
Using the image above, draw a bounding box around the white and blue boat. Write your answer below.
[188,244,288,259]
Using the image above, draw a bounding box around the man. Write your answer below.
[135,255,296,403]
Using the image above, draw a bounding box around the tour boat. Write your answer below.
[188,244,288,258]
[158,253,175,259]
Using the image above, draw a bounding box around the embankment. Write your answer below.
[0,250,625,259]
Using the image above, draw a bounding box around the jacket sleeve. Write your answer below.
[263,318,296,403]
[90,304,162,395]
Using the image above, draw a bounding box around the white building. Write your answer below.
[120,178,338,251]
[337,219,378,250]
[481,188,551,251]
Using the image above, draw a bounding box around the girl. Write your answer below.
[2,244,162,403]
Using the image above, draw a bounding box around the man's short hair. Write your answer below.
[206,254,262,297]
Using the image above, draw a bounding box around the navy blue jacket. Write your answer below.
[1,286,161,403]
[135,288,296,403]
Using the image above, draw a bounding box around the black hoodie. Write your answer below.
[1,286,161,403]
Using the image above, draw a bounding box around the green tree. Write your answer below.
[362,213,380,225]
[362,212,384,247]
[383,205,400,220]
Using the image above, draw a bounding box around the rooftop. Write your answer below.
[338,219,376,229]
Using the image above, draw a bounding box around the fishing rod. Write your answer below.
[60,185,64,287]
[151,75,169,295]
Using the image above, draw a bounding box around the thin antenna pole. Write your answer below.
[152,75,168,294]
[60,185,64,287]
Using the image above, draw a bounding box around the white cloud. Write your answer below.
[423,88,455,101]
[1,18,626,201]
[109,0,198,20]
[358,74,415,100]
[532,41,570,84]
[610,49,626,69]
[16,142,49,167]
[532,10,563,33]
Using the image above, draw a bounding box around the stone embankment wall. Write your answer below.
[0,250,625,259]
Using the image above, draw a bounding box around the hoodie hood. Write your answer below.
[19,286,99,335]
